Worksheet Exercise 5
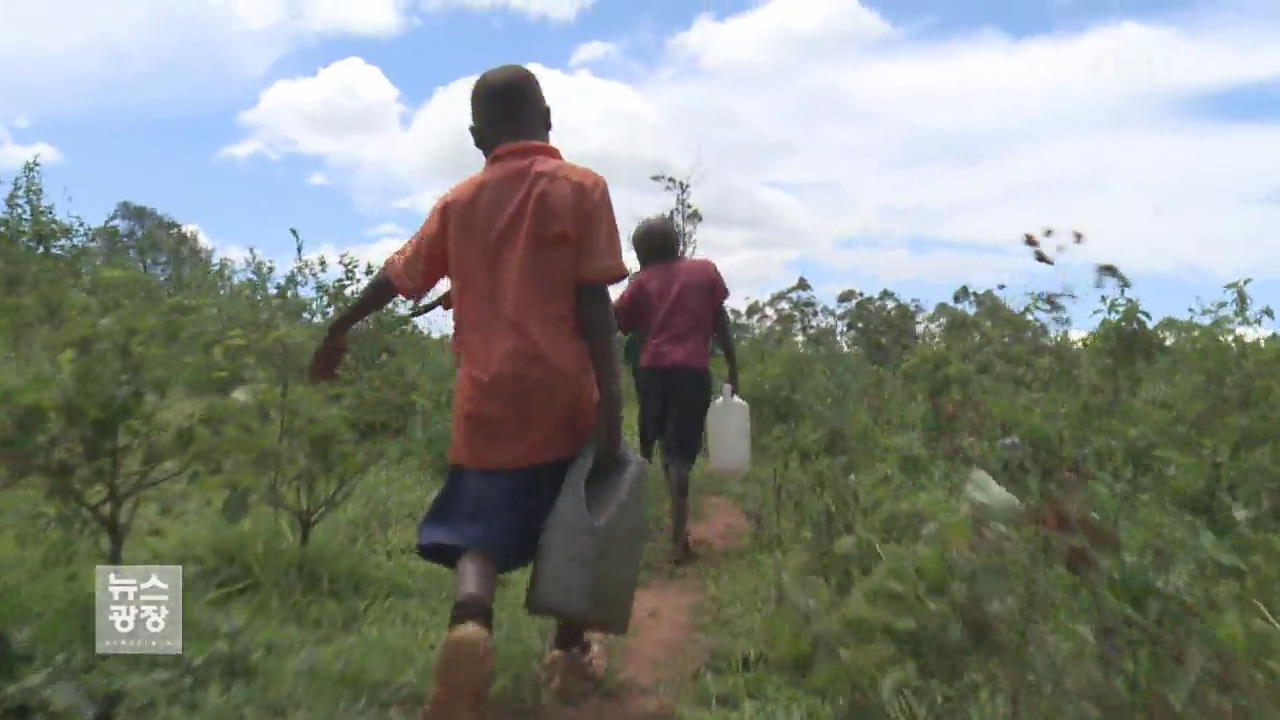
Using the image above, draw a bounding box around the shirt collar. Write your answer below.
[485,141,562,168]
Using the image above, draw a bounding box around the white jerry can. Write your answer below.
[526,444,648,635]
[706,383,750,478]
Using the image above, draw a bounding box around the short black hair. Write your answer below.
[632,215,680,266]
[470,64,547,135]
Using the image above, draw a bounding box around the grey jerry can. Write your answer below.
[525,444,649,635]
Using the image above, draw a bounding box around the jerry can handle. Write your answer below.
[722,382,734,400]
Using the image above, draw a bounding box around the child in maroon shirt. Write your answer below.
[613,216,739,564]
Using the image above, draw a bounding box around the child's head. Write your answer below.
[469,65,552,157]
[631,216,681,267]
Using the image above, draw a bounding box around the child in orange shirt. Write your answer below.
[311,65,629,719]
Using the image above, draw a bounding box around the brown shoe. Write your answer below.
[542,634,608,704]
[421,622,494,720]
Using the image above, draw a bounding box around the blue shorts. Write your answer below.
[416,456,574,575]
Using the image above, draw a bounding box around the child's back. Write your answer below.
[385,142,624,469]
[618,257,727,370]
[614,217,738,565]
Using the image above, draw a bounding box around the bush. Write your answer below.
[3,160,1279,718]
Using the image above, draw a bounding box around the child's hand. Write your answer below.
[310,332,347,383]
[407,290,452,318]
[593,441,627,476]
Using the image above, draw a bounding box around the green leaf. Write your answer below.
[1165,646,1205,711]
[221,485,252,524]
[56,347,76,376]
[1198,527,1248,571]
[833,534,857,555]
[878,663,917,708]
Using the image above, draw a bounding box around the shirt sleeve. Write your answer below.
[382,199,449,302]
[708,261,730,306]
[575,176,629,286]
[614,276,644,334]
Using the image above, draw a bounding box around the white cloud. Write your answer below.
[0,125,62,170]
[305,236,405,270]
[1034,326,1275,348]
[184,223,252,264]
[0,0,594,117]
[278,219,413,271]
[184,221,456,334]
[669,0,894,72]
[223,57,406,161]
[569,40,619,67]
[1233,326,1275,343]
[365,222,409,238]
[217,0,411,35]
[0,1,413,115]
[185,222,417,305]
[222,0,1280,303]
[307,171,331,185]
[419,0,594,22]
[811,244,1028,287]
[218,56,415,206]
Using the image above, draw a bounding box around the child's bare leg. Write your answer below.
[553,622,587,651]
[451,550,496,629]
[425,549,497,720]
[544,620,606,701]
[668,460,692,562]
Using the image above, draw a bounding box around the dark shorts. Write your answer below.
[416,455,574,575]
[638,366,712,466]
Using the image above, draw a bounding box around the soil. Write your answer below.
[493,494,749,719]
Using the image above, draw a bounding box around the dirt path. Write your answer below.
[514,494,749,719]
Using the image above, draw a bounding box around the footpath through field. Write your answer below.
[494,494,750,720]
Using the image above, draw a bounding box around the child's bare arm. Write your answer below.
[311,271,399,382]
[407,289,451,317]
[577,283,624,460]
[327,271,399,336]
[314,200,449,382]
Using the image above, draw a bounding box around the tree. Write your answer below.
[92,201,214,294]
[836,288,924,368]
[650,172,703,257]
[218,354,374,549]
[0,158,78,257]
[6,264,212,563]
[212,235,421,547]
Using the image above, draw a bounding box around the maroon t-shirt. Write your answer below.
[614,257,729,371]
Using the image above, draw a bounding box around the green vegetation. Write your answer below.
[3,159,1280,718]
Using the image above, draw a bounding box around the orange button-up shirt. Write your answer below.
[382,142,629,470]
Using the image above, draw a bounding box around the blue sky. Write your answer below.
[2,0,1278,332]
